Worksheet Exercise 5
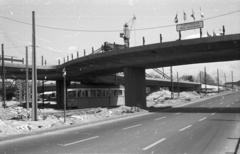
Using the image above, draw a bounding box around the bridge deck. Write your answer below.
[1,34,240,81]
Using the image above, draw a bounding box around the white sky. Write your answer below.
[0,0,240,83]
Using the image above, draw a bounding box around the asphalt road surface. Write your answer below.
[0,92,240,154]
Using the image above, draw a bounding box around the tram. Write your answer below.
[66,85,125,109]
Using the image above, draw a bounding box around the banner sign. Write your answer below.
[176,20,204,31]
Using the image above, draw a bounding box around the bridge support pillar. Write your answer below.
[56,80,70,108]
[124,67,146,108]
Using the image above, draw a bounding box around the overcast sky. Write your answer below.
[0,0,240,83]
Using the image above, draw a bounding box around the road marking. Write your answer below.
[122,124,142,130]
[199,117,207,121]
[211,113,215,115]
[61,136,99,146]
[175,112,181,115]
[142,138,166,150]
[179,125,192,131]
[154,116,166,121]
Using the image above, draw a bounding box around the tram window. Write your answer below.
[68,91,76,97]
[77,90,82,97]
[90,90,96,97]
[118,90,123,96]
[85,90,89,97]
[102,90,106,97]
[96,90,103,97]
[109,90,114,97]
[105,90,109,97]
[114,90,118,96]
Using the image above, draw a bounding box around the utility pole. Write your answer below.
[26,47,29,111]
[231,71,233,91]
[199,71,202,93]
[32,11,37,121]
[1,44,6,108]
[177,72,180,97]
[217,69,219,93]
[170,66,174,99]
[63,68,66,123]
[204,67,207,96]
[41,56,44,108]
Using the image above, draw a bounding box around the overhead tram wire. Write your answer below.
[0,9,240,32]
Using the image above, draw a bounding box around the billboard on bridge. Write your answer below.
[176,20,204,31]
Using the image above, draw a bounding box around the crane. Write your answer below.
[120,15,136,48]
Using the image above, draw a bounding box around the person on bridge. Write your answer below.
[123,23,130,48]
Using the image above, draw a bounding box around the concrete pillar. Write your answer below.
[124,67,146,108]
[56,80,70,108]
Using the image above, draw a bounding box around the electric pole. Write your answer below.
[217,69,219,93]
[63,68,67,123]
[177,72,180,97]
[26,47,29,111]
[1,44,6,108]
[41,55,44,108]
[32,11,38,121]
[170,66,174,99]
[204,67,207,96]
[231,71,233,91]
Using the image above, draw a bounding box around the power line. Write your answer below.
[0,9,240,32]
[0,24,25,55]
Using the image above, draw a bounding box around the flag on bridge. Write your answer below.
[183,11,187,22]
[207,31,212,37]
[174,13,178,23]
[191,9,195,21]
[200,7,204,19]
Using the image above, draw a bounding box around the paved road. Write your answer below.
[0,92,240,154]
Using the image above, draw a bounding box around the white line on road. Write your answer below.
[175,112,181,115]
[211,113,216,115]
[154,116,166,121]
[61,136,99,146]
[179,125,192,131]
[199,117,207,121]
[122,124,142,130]
[142,138,166,150]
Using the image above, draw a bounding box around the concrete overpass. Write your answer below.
[1,34,240,107]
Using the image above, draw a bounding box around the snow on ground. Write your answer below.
[147,90,203,107]
[0,90,216,138]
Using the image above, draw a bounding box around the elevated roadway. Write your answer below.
[1,34,239,80]
[1,34,240,107]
